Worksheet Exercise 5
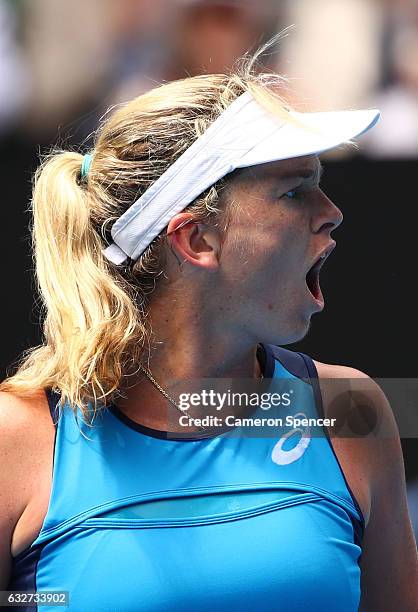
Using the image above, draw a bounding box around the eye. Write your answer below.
[281,187,302,201]
[284,189,298,199]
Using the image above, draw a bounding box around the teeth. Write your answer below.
[311,249,330,271]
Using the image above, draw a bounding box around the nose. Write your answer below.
[311,189,343,234]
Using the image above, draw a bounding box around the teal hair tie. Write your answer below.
[80,153,93,180]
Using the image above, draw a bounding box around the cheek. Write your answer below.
[225,212,285,261]
[220,203,308,286]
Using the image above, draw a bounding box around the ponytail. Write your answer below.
[0,33,292,421]
[0,150,148,422]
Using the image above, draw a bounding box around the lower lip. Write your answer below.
[305,280,324,310]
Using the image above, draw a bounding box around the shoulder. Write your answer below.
[312,359,396,440]
[0,390,54,524]
[0,387,55,458]
[313,359,370,380]
[0,389,54,443]
[0,389,54,588]
[0,388,54,494]
[312,359,407,519]
[310,364,418,608]
[312,359,399,455]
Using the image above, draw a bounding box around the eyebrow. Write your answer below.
[280,162,324,182]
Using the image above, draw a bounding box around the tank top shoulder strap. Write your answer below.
[265,345,325,418]
[44,387,62,430]
[266,344,365,541]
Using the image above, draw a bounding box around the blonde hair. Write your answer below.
[0,36,293,422]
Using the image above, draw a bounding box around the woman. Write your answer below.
[1,47,417,611]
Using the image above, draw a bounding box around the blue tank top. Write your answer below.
[8,345,364,611]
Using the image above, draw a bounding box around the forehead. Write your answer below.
[236,154,322,183]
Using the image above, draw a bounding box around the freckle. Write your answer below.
[267,304,273,310]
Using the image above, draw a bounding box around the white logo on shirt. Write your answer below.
[271,412,311,466]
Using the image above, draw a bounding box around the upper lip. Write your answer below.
[308,241,336,272]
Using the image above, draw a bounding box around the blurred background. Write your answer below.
[1,0,417,540]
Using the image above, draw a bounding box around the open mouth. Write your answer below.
[305,243,335,303]
[305,258,323,301]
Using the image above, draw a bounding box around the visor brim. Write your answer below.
[238,108,380,167]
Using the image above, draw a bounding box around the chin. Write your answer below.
[282,328,311,346]
[259,318,311,347]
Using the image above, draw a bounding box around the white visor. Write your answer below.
[102,90,380,265]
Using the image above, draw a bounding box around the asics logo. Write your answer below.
[271,412,311,466]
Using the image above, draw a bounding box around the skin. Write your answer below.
[1,154,417,609]
[117,154,341,428]
[114,152,418,609]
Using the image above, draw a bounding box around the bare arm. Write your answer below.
[350,375,418,611]
[0,393,27,589]
[0,390,50,589]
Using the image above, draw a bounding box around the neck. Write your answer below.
[116,288,265,430]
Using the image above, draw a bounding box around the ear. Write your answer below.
[166,213,221,270]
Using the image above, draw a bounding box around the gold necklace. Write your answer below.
[139,364,264,435]
[139,364,207,433]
